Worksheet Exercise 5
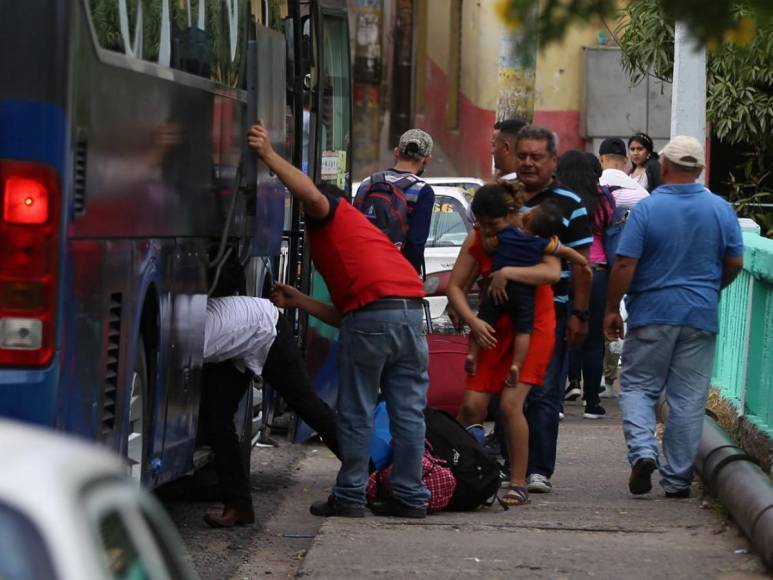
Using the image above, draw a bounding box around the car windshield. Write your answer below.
[0,502,56,579]
[426,195,471,248]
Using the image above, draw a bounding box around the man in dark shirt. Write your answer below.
[355,129,435,275]
[513,125,593,494]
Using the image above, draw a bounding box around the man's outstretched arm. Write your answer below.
[270,283,342,328]
[247,122,330,220]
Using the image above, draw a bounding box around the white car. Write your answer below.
[423,186,473,318]
[0,420,198,580]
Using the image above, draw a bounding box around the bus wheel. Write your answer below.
[127,337,148,482]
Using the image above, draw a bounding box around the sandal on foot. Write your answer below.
[501,485,529,507]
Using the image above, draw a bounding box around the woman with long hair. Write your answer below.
[447,181,559,507]
[628,132,661,192]
[556,150,608,418]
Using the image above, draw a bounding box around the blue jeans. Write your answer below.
[333,305,430,509]
[620,325,717,492]
[526,302,569,479]
[567,268,608,407]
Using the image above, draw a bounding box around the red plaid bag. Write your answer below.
[367,444,456,513]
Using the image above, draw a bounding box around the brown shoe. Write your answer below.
[204,506,256,528]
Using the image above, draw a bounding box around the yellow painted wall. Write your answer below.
[423,0,503,112]
[460,1,502,111]
[534,22,600,112]
[426,0,452,75]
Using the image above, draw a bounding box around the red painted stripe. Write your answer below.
[416,58,496,178]
[532,110,585,154]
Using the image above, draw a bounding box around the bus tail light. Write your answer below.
[0,160,59,367]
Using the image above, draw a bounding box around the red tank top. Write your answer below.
[308,199,425,315]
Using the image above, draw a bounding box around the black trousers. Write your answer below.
[199,315,340,511]
[477,280,536,334]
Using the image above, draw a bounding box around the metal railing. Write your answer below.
[713,227,773,438]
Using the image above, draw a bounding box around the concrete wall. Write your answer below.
[533,22,599,154]
[416,0,500,178]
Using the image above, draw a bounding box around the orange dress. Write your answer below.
[465,231,556,392]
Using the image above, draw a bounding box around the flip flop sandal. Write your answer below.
[501,484,529,507]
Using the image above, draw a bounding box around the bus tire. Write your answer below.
[127,336,149,483]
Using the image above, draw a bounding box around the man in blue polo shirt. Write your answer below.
[604,135,744,499]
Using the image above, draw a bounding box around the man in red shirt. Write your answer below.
[248,123,430,519]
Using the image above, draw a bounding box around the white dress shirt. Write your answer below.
[204,297,279,375]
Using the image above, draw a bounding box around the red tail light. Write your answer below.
[3,176,49,224]
[0,160,59,366]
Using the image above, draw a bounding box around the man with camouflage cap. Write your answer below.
[356,128,436,275]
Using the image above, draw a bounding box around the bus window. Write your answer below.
[170,0,248,86]
[87,0,248,87]
[317,14,351,190]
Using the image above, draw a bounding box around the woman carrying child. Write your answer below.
[446,181,566,507]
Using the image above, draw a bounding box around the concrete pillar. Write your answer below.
[670,21,707,181]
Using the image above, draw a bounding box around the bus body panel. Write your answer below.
[2,0,351,485]
[0,0,72,429]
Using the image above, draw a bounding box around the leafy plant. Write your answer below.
[616,0,773,237]
[725,153,773,237]
[498,0,773,49]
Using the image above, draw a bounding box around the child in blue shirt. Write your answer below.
[466,185,588,387]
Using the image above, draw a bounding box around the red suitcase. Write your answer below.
[424,299,468,417]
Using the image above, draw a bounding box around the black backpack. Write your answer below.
[354,172,420,247]
[424,408,501,511]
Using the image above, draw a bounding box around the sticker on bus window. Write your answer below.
[321,150,347,190]
[336,151,347,190]
[321,151,339,182]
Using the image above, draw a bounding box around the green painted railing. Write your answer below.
[713,229,773,438]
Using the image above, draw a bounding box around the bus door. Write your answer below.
[294,0,352,443]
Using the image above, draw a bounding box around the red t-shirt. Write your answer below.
[307,195,425,315]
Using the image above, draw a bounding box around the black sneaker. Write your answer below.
[369,496,427,519]
[665,487,691,499]
[629,457,657,495]
[583,403,607,419]
[310,495,365,518]
[565,381,582,401]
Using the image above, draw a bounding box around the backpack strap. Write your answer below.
[391,173,426,204]
[370,172,388,186]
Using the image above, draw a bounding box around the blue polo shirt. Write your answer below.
[617,182,744,332]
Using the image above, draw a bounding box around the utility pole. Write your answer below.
[670,21,707,181]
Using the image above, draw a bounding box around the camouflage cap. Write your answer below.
[398,129,433,160]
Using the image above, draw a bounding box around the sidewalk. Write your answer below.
[299,400,768,579]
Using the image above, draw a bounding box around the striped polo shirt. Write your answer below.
[523,181,592,303]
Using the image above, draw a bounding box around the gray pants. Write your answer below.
[619,325,717,493]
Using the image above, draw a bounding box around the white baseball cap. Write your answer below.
[659,135,705,168]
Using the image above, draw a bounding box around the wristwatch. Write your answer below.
[571,309,590,322]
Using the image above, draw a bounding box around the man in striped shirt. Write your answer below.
[514,126,593,494]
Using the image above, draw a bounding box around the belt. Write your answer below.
[360,298,424,311]
[591,263,608,271]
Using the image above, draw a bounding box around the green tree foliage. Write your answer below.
[617,0,773,236]
[502,0,773,48]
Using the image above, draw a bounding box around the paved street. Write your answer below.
[164,400,768,579]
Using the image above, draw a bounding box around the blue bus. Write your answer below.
[0,0,352,486]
